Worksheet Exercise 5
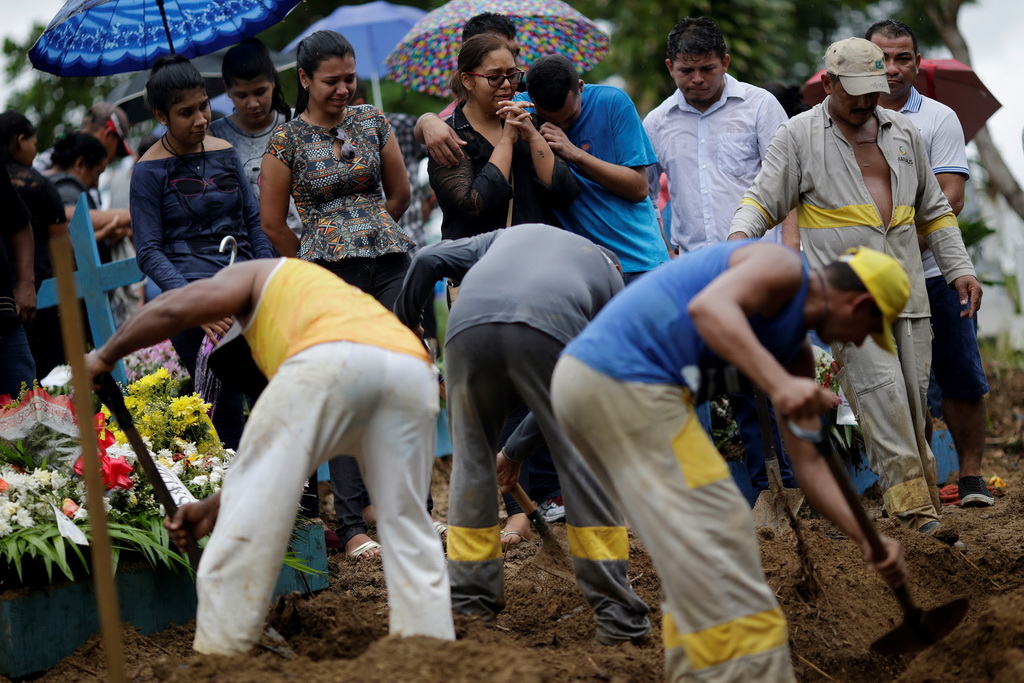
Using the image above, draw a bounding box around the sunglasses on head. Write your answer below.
[328,126,355,160]
[170,173,240,197]
[466,69,525,88]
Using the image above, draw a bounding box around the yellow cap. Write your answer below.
[838,247,909,353]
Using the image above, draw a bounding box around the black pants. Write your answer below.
[314,252,433,545]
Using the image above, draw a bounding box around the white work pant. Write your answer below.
[552,356,793,682]
[194,341,454,654]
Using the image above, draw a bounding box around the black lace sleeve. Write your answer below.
[428,151,512,219]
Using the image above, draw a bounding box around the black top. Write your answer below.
[5,161,67,286]
[427,104,580,241]
[49,171,113,265]
[0,164,32,297]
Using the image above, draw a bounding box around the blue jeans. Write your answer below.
[0,323,35,397]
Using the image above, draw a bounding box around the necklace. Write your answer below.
[161,134,205,175]
[814,270,830,331]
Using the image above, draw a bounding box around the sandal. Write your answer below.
[433,521,449,538]
[500,530,526,548]
[346,539,382,561]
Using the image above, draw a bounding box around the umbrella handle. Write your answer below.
[219,236,238,266]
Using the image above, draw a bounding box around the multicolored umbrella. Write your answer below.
[385,0,609,98]
[29,0,302,77]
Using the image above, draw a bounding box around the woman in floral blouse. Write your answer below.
[260,30,415,563]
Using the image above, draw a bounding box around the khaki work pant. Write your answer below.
[552,356,795,682]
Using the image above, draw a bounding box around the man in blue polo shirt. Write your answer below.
[551,241,908,681]
[525,54,670,281]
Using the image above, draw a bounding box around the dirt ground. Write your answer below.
[18,355,1024,682]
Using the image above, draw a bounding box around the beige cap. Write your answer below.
[823,37,889,96]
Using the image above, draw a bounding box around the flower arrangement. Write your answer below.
[122,339,187,383]
[0,373,234,584]
[812,345,864,461]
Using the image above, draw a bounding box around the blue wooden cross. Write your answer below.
[36,194,143,384]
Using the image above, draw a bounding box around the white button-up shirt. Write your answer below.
[644,74,787,251]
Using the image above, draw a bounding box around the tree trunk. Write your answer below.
[923,0,1024,221]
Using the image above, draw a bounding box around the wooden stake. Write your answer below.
[51,233,126,682]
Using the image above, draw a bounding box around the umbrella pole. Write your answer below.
[370,70,383,112]
[156,0,176,54]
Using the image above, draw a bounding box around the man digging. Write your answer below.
[551,240,908,681]
[85,257,454,654]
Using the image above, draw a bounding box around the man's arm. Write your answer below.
[538,123,648,202]
[86,263,261,378]
[687,244,835,419]
[936,173,965,216]
[10,222,35,325]
[393,231,502,329]
[728,124,801,240]
[415,112,466,168]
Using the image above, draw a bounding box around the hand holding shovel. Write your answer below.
[788,418,968,655]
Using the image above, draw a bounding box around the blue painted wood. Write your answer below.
[847,428,959,494]
[36,195,143,384]
[436,407,452,457]
[0,522,329,677]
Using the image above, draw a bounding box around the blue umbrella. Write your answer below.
[30,0,303,77]
[282,0,426,108]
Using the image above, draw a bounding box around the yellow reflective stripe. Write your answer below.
[672,414,730,489]
[739,197,774,227]
[892,205,916,227]
[917,211,958,237]
[447,524,501,562]
[881,476,934,516]
[798,203,880,229]
[663,607,789,670]
[566,525,629,561]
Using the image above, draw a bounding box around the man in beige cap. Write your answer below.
[728,37,983,536]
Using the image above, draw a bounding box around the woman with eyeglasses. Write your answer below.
[130,54,275,450]
[428,33,579,241]
[260,30,419,563]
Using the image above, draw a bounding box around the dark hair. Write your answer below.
[136,134,159,158]
[221,37,291,121]
[824,261,869,293]
[0,111,36,163]
[525,54,579,112]
[865,19,919,55]
[294,30,355,117]
[50,132,107,170]
[761,81,811,119]
[145,54,207,115]
[451,34,516,103]
[666,17,727,61]
[462,12,516,42]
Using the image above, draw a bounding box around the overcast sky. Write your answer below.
[1,0,1020,184]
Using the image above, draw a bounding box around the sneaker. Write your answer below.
[958,476,995,508]
[918,520,941,535]
[538,496,565,523]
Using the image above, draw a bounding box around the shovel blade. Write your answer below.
[871,597,969,656]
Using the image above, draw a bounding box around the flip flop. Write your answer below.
[433,521,448,538]
[500,530,527,548]
[346,539,381,561]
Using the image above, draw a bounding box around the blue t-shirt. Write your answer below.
[552,84,668,274]
[564,241,809,388]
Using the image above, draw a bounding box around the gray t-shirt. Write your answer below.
[395,223,624,346]
[209,112,303,238]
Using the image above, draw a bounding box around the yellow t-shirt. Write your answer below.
[243,259,429,378]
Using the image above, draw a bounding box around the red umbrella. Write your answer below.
[801,58,1001,142]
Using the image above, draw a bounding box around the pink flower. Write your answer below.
[62,498,79,517]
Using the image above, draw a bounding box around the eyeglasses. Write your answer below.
[170,173,240,197]
[328,126,355,161]
[465,69,525,88]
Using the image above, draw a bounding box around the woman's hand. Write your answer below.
[201,316,233,343]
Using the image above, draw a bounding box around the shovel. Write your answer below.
[788,418,968,656]
[751,390,804,529]
[509,483,575,581]
[96,373,203,569]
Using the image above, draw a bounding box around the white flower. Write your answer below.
[191,475,209,487]
[210,468,223,485]
[171,460,184,477]
[50,472,69,489]
[0,518,12,537]
[73,506,89,521]
[32,470,52,487]
[14,507,34,528]
[40,364,72,388]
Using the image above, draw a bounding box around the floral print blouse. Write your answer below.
[266,105,414,261]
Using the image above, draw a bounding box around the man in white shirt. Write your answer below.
[642,16,793,495]
[867,19,993,508]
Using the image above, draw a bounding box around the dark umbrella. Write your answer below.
[106,46,296,124]
[801,58,1001,142]
[30,0,302,77]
